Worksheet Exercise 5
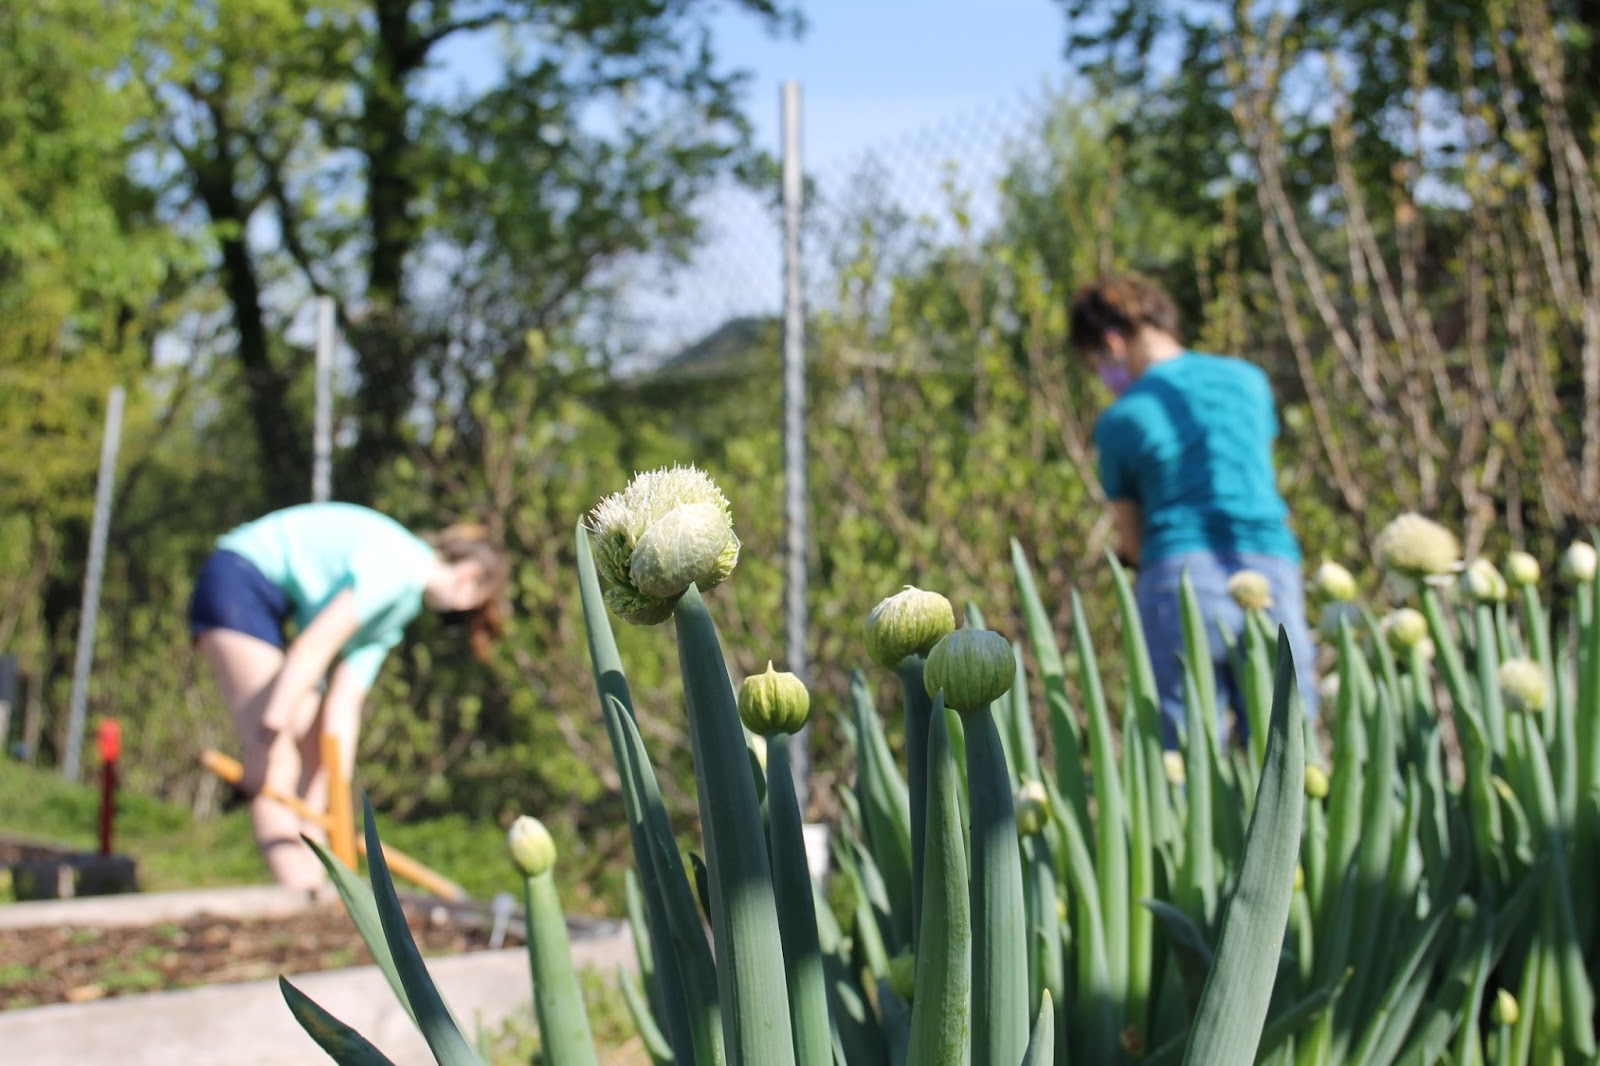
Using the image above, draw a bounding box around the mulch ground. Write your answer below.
[0,901,510,1010]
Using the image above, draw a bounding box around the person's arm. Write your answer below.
[1110,499,1143,569]
[260,588,364,733]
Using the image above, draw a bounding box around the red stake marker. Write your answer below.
[98,719,121,856]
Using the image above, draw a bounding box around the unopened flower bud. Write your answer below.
[924,627,1014,713]
[738,661,811,735]
[1560,541,1598,585]
[865,586,956,670]
[1015,779,1051,836]
[508,815,557,878]
[1305,764,1330,799]
[1459,558,1509,603]
[1162,751,1186,786]
[1374,512,1462,579]
[1493,989,1519,1027]
[1382,607,1430,652]
[1312,560,1359,603]
[1227,570,1274,611]
[1453,895,1477,922]
[587,465,740,625]
[1497,658,1547,713]
[1505,550,1541,587]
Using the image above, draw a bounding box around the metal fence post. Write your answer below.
[63,385,125,781]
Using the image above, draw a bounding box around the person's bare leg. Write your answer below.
[198,630,326,890]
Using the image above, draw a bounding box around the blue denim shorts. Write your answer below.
[188,549,290,648]
[1135,551,1319,750]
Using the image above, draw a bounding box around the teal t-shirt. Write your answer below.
[216,503,435,686]
[1093,351,1300,565]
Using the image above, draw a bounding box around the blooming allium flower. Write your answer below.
[1227,569,1274,611]
[588,465,740,624]
[1497,658,1548,714]
[1373,512,1462,580]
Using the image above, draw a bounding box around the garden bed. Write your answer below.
[0,900,516,1010]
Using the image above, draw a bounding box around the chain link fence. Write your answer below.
[600,84,1057,373]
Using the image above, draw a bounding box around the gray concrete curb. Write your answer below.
[0,884,319,929]
[0,930,636,1065]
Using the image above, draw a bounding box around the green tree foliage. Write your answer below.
[119,0,799,502]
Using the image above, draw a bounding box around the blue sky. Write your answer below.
[706,0,1070,165]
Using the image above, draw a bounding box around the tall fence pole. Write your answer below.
[781,81,811,814]
[313,296,335,503]
[63,385,125,781]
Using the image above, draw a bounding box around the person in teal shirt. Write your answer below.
[188,504,509,889]
[1069,275,1318,749]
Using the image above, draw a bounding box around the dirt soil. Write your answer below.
[0,904,510,1010]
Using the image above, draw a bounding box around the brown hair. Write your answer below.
[1067,274,1181,357]
[427,523,511,663]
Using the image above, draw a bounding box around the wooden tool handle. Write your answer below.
[200,748,468,902]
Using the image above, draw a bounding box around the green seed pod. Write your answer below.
[1505,550,1541,587]
[1381,607,1430,653]
[508,815,557,879]
[738,661,811,736]
[1559,541,1598,585]
[864,585,956,669]
[1493,989,1520,1027]
[1459,558,1509,603]
[587,464,740,625]
[1312,559,1359,602]
[1497,658,1547,714]
[1374,512,1462,579]
[1227,569,1274,611]
[924,627,1014,712]
[1014,779,1051,836]
[1304,764,1330,799]
[887,950,917,1003]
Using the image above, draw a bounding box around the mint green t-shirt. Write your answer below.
[1093,351,1300,565]
[216,503,436,686]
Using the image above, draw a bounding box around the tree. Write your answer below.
[120,0,799,505]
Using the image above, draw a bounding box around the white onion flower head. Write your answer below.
[1381,607,1430,652]
[1497,658,1548,714]
[1227,570,1274,611]
[1459,558,1509,604]
[1312,560,1359,603]
[1504,550,1541,587]
[1374,512,1462,580]
[588,465,740,624]
[1560,541,1598,585]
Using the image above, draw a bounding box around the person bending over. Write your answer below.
[189,503,509,888]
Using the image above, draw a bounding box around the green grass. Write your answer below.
[0,763,536,902]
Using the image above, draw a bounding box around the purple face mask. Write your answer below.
[1097,361,1134,397]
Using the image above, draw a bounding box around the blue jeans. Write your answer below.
[1135,551,1319,751]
